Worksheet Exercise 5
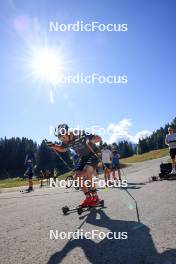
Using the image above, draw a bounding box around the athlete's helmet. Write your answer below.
[55,123,69,137]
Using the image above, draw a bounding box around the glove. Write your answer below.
[45,140,54,147]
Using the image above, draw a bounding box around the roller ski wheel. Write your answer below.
[62,206,69,215]
[77,207,83,215]
[99,199,104,207]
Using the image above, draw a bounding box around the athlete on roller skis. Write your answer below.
[46,124,102,207]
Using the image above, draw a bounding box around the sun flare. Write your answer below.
[31,48,61,85]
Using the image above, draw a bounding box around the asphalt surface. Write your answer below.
[0,156,176,264]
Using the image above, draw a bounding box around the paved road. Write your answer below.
[0,156,176,264]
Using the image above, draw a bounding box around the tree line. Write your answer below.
[0,138,134,179]
[137,117,176,154]
[0,138,72,179]
[0,117,175,179]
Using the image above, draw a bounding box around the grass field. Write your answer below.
[0,177,38,189]
[121,148,169,164]
[0,172,72,189]
[0,149,170,189]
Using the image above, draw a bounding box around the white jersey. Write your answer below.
[101,149,112,164]
[165,133,176,149]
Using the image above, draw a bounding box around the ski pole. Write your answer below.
[52,148,73,171]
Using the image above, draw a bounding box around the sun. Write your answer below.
[31,48,62,85]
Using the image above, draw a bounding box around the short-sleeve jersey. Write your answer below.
[61,131,98,157]
[165,133,176,149]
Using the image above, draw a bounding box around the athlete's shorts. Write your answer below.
[74,155,99,171]
[103,163,111,170]
[26,172,33,179]
[170,148,176,159]
[112,163,120,170]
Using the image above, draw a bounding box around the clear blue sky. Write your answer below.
[0,0,176,143]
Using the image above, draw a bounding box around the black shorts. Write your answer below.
[26,172,33,179]
[112,163,120,170]
[170,148,176,159]
[103,163,111,169]
[75,155,99,171]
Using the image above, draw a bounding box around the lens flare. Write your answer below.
[31,48,61,85]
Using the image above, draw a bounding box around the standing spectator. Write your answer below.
[45,170,51,186]
[39,170,45,187]
[165,127,176,174]
[101,143,112,185]
[112,150,122,181]
[24,159,34,192]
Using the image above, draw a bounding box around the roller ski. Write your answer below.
[20,187,34,193]
[77,199,105,215]
[62,198,105,216]
[47,124,104,216]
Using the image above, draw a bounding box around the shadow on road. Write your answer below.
[123,182,146,190]
[47,210,176,264]
[127,182,146,186]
